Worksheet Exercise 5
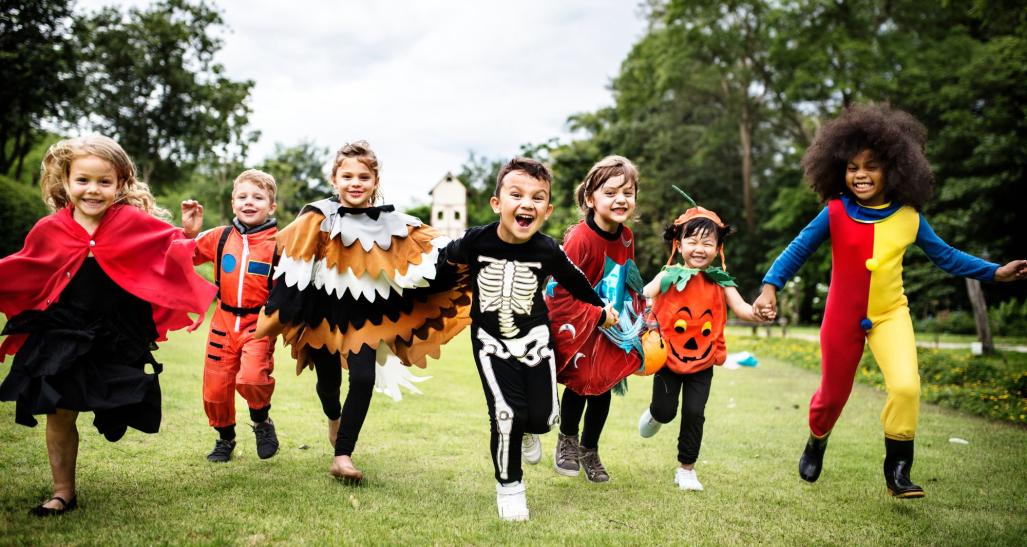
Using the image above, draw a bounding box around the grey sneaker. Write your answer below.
[579,447,610,483]
[553,433,580,477]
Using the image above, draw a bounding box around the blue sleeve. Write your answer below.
[914,216,998,281]
[762,207,831,289]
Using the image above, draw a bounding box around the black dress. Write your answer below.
[0,257,161,441]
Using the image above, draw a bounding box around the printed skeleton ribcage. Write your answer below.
[476,256,542,338]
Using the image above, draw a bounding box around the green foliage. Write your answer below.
[741,335,1027,425]
[989,298,1027,337]
[257,141,332,225]
[0,174,47,256]
[71,0,255,189]
[915,310,978,335]
[0,1,78,178]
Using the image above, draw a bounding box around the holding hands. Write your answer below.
[994,259,1027,282]
[753,284,778,322]
[181,199,204,238]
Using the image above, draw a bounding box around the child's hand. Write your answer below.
[181,199,204,238]
[994,259,1027,282]
[753,284,778,321]
[601,304,619,328]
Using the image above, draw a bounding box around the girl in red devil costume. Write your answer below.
[638,198,767,491]
[0,135,217,516]
[545,155,645,483]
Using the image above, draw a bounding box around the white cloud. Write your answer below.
[77,0,645,206]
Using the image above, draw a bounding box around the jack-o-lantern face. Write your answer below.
[662,306,715,363]
[651,272,726,373]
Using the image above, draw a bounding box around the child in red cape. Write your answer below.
[0,135,216,516]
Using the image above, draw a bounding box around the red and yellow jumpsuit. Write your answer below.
[194,220,278,428]
[763,196,997,440]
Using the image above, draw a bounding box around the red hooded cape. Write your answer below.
[0,204,217,361]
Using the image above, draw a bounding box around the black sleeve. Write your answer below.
[546,238,604,308]
[444,226,479,265]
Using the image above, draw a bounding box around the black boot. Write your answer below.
[884,438,925,498]
[798,432,829,482]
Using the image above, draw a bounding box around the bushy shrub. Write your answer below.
[915,309,977,334]
[990,299,1027,337]
[0,175,48,257]
[733,335,1027,426]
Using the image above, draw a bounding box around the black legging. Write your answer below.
[310,345,376,457]
[559,388,611,449]
[649,365,713,465]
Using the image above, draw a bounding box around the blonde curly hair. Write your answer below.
[39,135,170,220]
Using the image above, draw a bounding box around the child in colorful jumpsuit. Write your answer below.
[545,155,645,483]
[181,169,281,462]
[445,157,618,521]
[753,104,1027,498]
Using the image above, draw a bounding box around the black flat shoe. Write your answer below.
[29,495,78,517]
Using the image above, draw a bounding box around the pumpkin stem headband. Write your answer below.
[667,185,727,270]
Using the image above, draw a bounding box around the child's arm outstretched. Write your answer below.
[181,199,204,239]
[754,207,831,320]
[725,286,772,322]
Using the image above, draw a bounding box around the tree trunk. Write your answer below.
[738,109,755,233]
[965,278,994,354]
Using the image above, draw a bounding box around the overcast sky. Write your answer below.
[79,0,647,207]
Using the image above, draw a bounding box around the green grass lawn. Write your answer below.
[1,326,1026,545]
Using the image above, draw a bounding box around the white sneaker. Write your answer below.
[521,433,542,465]
[674,467,704,491]
[496,481,529,521]
[639,408,662,438]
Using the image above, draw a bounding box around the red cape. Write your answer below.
[0,204,217,360]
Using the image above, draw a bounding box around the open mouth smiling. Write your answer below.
[515,214,534,227]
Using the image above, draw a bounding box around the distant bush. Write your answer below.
[990,299,1027,337]
[915,310,977,335]
[733,336,1027,426]
[0,175,47,257]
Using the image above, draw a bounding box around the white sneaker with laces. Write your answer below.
[521,433,542,465]
[639,408,662,438]
[496,481,529,521]
[674,467,704,491]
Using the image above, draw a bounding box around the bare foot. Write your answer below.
[329,455,363,485]
[328,418,340,448]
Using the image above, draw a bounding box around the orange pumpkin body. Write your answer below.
[652,271,727,374]
[636,329,668,375]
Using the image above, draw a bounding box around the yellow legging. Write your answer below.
[866,306,920,440]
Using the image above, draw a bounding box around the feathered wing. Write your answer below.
[257,208,471,394]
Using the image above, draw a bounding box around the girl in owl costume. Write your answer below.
[256,141,470,484]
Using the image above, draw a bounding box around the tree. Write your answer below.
[258,141,332,225]
[71,0,254,188]
[0,0,78,179]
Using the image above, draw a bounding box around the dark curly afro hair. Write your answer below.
[802,103,934,210]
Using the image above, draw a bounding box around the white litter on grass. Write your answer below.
[949,437,970,445]
[726,398,736,409]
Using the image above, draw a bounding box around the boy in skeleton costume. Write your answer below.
[445,157,617,522]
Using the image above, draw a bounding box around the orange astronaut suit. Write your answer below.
[194,219,277,428]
